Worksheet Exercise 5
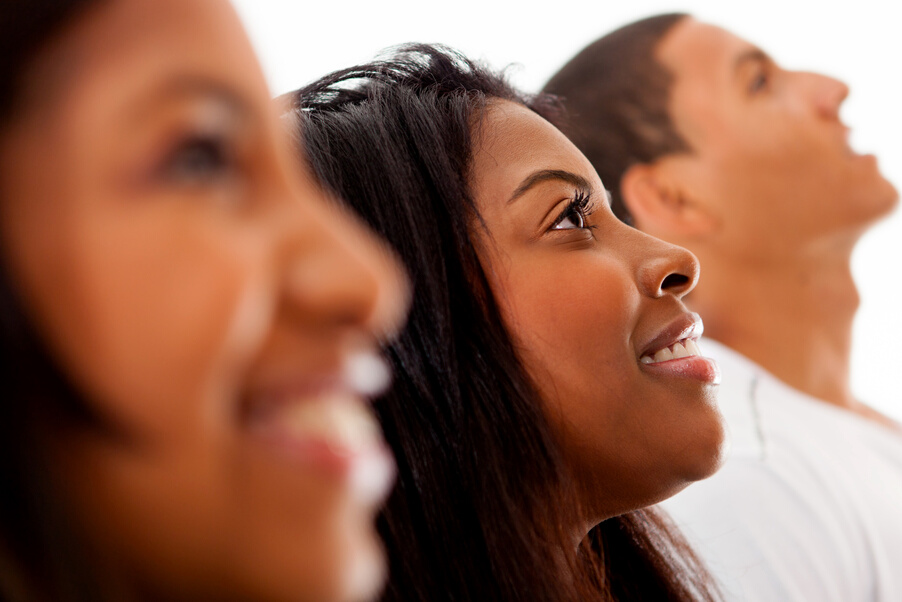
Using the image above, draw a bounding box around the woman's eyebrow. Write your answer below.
[128,74,252,122]
[507,169,592,205]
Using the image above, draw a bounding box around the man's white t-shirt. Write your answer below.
[660,339,902,601]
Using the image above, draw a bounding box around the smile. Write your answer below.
[640,337,702,364]
[247,392,384,455]
[240,350,396,503]
[637,313,720,384]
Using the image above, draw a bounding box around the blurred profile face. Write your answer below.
[469,101,725,520]
[0,0,408,601]
[655,18,898,253]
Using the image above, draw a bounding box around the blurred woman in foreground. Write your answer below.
[289,45,725,601]
[0,1,407,600]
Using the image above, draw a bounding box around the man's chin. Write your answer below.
[845,159,899,225]
[864,172,899,222]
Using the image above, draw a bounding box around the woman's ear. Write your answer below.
[619,162,718,239]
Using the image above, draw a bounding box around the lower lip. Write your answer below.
[847,149,877,162]
[252,430,396,505]
[640,355,721,385]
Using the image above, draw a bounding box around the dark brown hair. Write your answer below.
[290,44,720,602]
[0,2,117,601]
[543,13,691,224]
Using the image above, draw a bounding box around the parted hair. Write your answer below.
[543,14,691,225]
[289,44,719,602]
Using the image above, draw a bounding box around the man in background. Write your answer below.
[545,14,902,601]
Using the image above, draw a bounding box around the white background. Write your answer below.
[232,0,902,420]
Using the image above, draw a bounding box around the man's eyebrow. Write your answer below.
[507,169,592,205]
[733,48,771,75]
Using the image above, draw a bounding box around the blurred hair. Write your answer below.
[0,1,114,600]
[289,44,719,602]
[543,13,691,225]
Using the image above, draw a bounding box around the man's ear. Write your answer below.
[619,162,717,238]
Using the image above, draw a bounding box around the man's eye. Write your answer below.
[749,71,769,94]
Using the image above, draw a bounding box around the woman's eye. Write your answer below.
[552,208,585,230]
[162,135,231,185]
[550,195,593,231]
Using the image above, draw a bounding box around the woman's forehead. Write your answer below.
[471,100,601,202]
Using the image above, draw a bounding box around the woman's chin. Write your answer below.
[335,533,388,602]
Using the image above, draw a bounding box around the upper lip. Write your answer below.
[840,124,865,156]
[638,312,704,358]
[239,374,353,424]
[239,347,390,420]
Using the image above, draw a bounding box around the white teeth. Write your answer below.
[348,450,396,506]
[640,339,702,365]
[685,339,701,356]
[277,397,382,452]
[653,347,674,363]
[344,352,392,397]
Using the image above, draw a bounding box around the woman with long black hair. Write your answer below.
[0,1,407,600]
[289,45,725,601]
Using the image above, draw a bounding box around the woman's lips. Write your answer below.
[247,392,384,454]
[640,353,721,385]
[638,313,720,384]
[246,393,395,505]
[241,350,396,504]
[640,337,702,364]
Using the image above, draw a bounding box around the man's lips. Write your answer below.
[842,125,877,159]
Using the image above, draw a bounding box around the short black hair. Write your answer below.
[543,13,691,225]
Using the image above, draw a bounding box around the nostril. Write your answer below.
[661,273,690,291]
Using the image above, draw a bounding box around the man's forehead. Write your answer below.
[653,18,767,144]
[656,18,761,85]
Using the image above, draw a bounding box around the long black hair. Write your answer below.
[288,45,720,601]
[0,1,115,600]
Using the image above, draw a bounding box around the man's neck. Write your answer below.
[690,235,859,409]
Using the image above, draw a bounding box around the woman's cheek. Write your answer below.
[62,213,269,437]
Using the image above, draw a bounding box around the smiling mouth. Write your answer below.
[239,350,396,503]
[640,337,702,364]
[246,392,384,456]
[637,313,720,384]
[242,349,391,455]
[842,126,875,159]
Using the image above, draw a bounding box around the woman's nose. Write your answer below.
[634,229,700,300]
[281,175,410,342]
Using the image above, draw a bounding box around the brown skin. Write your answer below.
[0,0,408,600]
[621,18,899,423]
[470,101,725,535]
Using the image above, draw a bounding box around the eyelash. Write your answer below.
[550,191,596,231]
